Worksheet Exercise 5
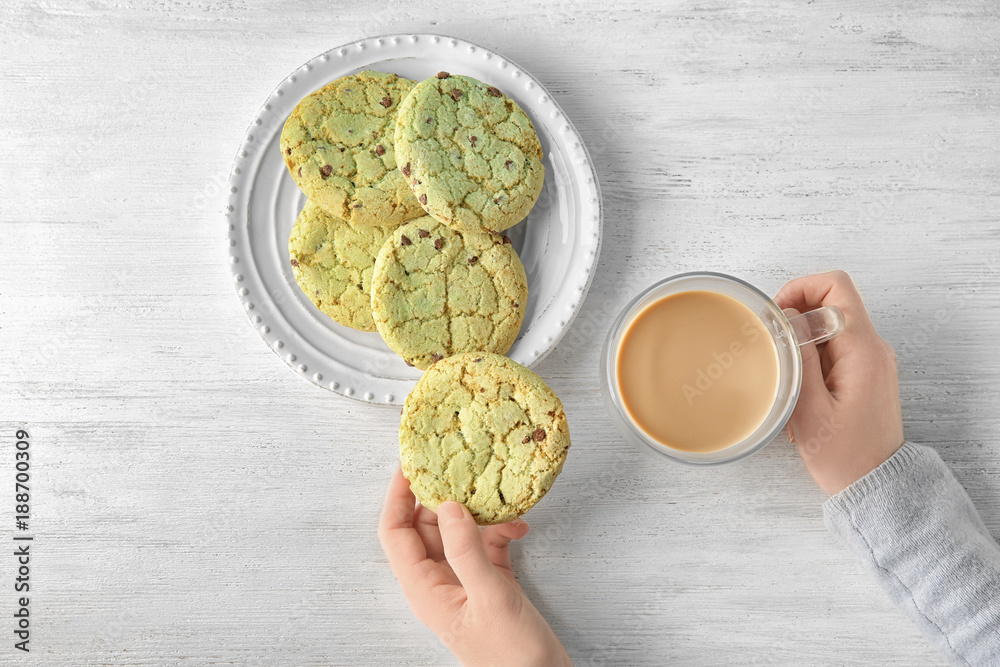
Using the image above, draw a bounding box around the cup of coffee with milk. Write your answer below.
[601,272,844,465]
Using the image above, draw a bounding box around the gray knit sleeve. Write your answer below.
[824,442,1000,666]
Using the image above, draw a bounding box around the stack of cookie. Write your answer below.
[281,69,543,368]
[280,69,569,524]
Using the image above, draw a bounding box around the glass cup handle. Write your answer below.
[785,305,845,346]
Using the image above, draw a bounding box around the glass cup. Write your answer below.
[600,272,844,465]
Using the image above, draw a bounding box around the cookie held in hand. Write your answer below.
[399,353,570,525]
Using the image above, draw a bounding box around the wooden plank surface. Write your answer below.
[1,0,998,664]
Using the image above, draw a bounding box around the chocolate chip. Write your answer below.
[479,388,485,393]
[437,71,450,79]
[405,360,414,367]
[339,147,345,152]
[401,162,411,177]
[400,235,412,246]
[320,164,332,178]
[513,302,519,309]
[434,238,443,250]
[474,357,483,362]
[468,256,478,264]
[315,289,320,296]
[487,86,502,97]
[290,259,299,267]
[375,145,385,156]
[504,160,513,169]
[418,229,429,238]
[380,96,392,108]
[450,89,463,101]
[285,147,291,155]
[357,282,363,290]
[522,435,531,444]
[502,235,511,244]
[352,202,362,209]
[425,117,432,124]
[533,428,546,442]
[419,194,427,205]
[431,353,443,363]
[470,136,477,147]
[495,197,502,204]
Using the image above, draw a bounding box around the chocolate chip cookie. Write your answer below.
[394,73,545,232]
[399,352,571,525]
[370,217,527,369]
[280,70,426,226]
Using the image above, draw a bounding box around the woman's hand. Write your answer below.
[379,468,572,666]
[774,270,905,494]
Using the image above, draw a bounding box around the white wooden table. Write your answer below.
[2,1,998,665]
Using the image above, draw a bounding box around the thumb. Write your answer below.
[783,308,830,421]
[437,501,503,597]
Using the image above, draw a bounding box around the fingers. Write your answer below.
[774,270,872,333]
[378,468,427,578]
[881,337,898,365]
[774,271,886,386]
[379,467,416,535]
[481,519,530,572]
[437,501,505,598]
[413,504,445,561]
[783,308,831,415]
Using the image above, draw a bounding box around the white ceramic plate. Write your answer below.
[226,34,602,405]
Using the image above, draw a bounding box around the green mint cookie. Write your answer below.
[400,353,571,525]
[370,217,528,369]
[394,73,545,232]
[289,200,411,331]
[280,70,425,226]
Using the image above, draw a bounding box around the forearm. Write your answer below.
[824,442,1000,666]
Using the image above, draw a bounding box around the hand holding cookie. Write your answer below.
[379,469,572,667]
[283,66,570,665]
